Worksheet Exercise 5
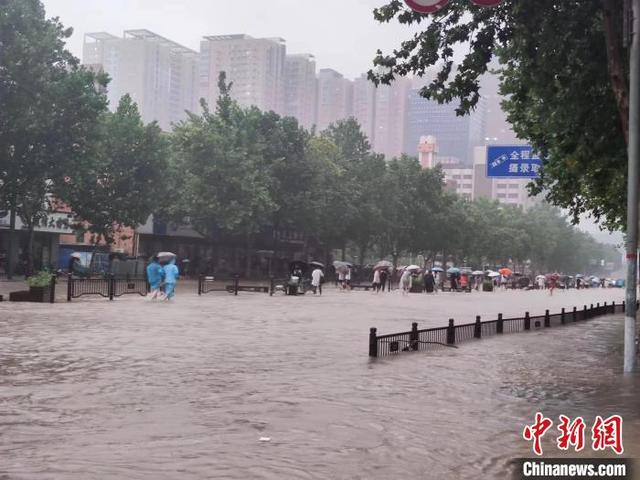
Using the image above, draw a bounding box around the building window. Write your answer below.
[497,193,507,199]
[509,184,519,189]
[508,193,519,199]
[497,183,507,189]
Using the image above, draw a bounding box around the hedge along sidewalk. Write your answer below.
[369,300,632,357]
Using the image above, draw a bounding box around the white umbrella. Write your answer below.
[487,271,500,278]
[536,274,546,280]
[405,265,421,271]
[471,270,484,276]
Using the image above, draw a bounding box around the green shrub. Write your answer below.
[27,271,54,288]
[482,279,494,292]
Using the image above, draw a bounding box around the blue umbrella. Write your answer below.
[431,267,444,272]
[447,267,461,274]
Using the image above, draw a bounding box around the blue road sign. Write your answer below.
[486,145,542,178]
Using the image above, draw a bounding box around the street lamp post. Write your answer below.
[624,0,640,373]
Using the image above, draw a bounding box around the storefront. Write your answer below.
[0,211,74,275]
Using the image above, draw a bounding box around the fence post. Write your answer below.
[612,301,616,314]
[544,309,550,328]
[474,315,482,338]
[590,304,594,318]
[67,275,72,302]
[573,306,577,322]
[109,275,115,301]
[198,275,202,296]
[524,312,531,330]
[410,322,419,351]
[497,313,504,334]
[369,327,378,357]
[623,301,626,313]
[447,319,456,345]
[596,302,600,315]
[234,275,239,296]
[603,301,607,315]
[49,275,56,304]
[269,276,275,296]
[561,307,565,324]
[583,305,587,319]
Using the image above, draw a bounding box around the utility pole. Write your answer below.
[624,0,640,373]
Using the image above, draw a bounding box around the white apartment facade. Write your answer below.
[283,54,317,129]
[352,74,377,145]
[199,34,286,115]
[315,68,353,131]
[373,77,411,159]
[83,30,198,131]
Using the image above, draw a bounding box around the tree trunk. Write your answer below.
[245,232,252,278]
[359,243,368,267]
[26,221,35,276]
[91,233,103,274]
[7,202,16,279]
[602,0,630,143]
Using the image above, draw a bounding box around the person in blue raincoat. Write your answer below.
[146,256,164,300]
[162,257,179,301]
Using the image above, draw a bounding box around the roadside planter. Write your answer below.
[482,279,494,292]
[9,271,56,303]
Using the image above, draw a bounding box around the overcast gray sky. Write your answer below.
[41,0,423,80]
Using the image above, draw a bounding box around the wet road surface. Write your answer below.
[0,286,637,479]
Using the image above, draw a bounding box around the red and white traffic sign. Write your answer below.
[403,0,450,13]
[404,0,504,12]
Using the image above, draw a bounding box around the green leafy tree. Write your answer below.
[58,95,169,247]
[171,73,276,275]
[369,0,629,229]
[0,0,108,274]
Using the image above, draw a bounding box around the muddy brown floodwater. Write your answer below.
[0,284,638,479]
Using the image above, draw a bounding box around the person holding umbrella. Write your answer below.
[372,268,381,293]
[146,255,164,300]
[161,254,180,301]
[424,270,436,294]
[310,262,324,295]
[399,268,413,295]
[548,272,559,296]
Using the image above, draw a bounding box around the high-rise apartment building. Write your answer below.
[479,70,520,145]
[373,77,411,159]
[404,90,487,164]
[283,54,317,129]
[316,68,353,131]
[352,74,377,145]
[83,30,198,131]
[199,34,286,114]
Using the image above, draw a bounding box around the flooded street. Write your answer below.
[1,286,638,479]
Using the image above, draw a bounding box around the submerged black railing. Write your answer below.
[369,300,631,357]
[67,275,148,301]
[198,275,272,296]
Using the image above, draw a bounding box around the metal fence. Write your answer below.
[198,275,271,296]
[67,275,148,301]
[369,301,629,357]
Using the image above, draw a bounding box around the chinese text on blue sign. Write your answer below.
[486,145,542,178]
